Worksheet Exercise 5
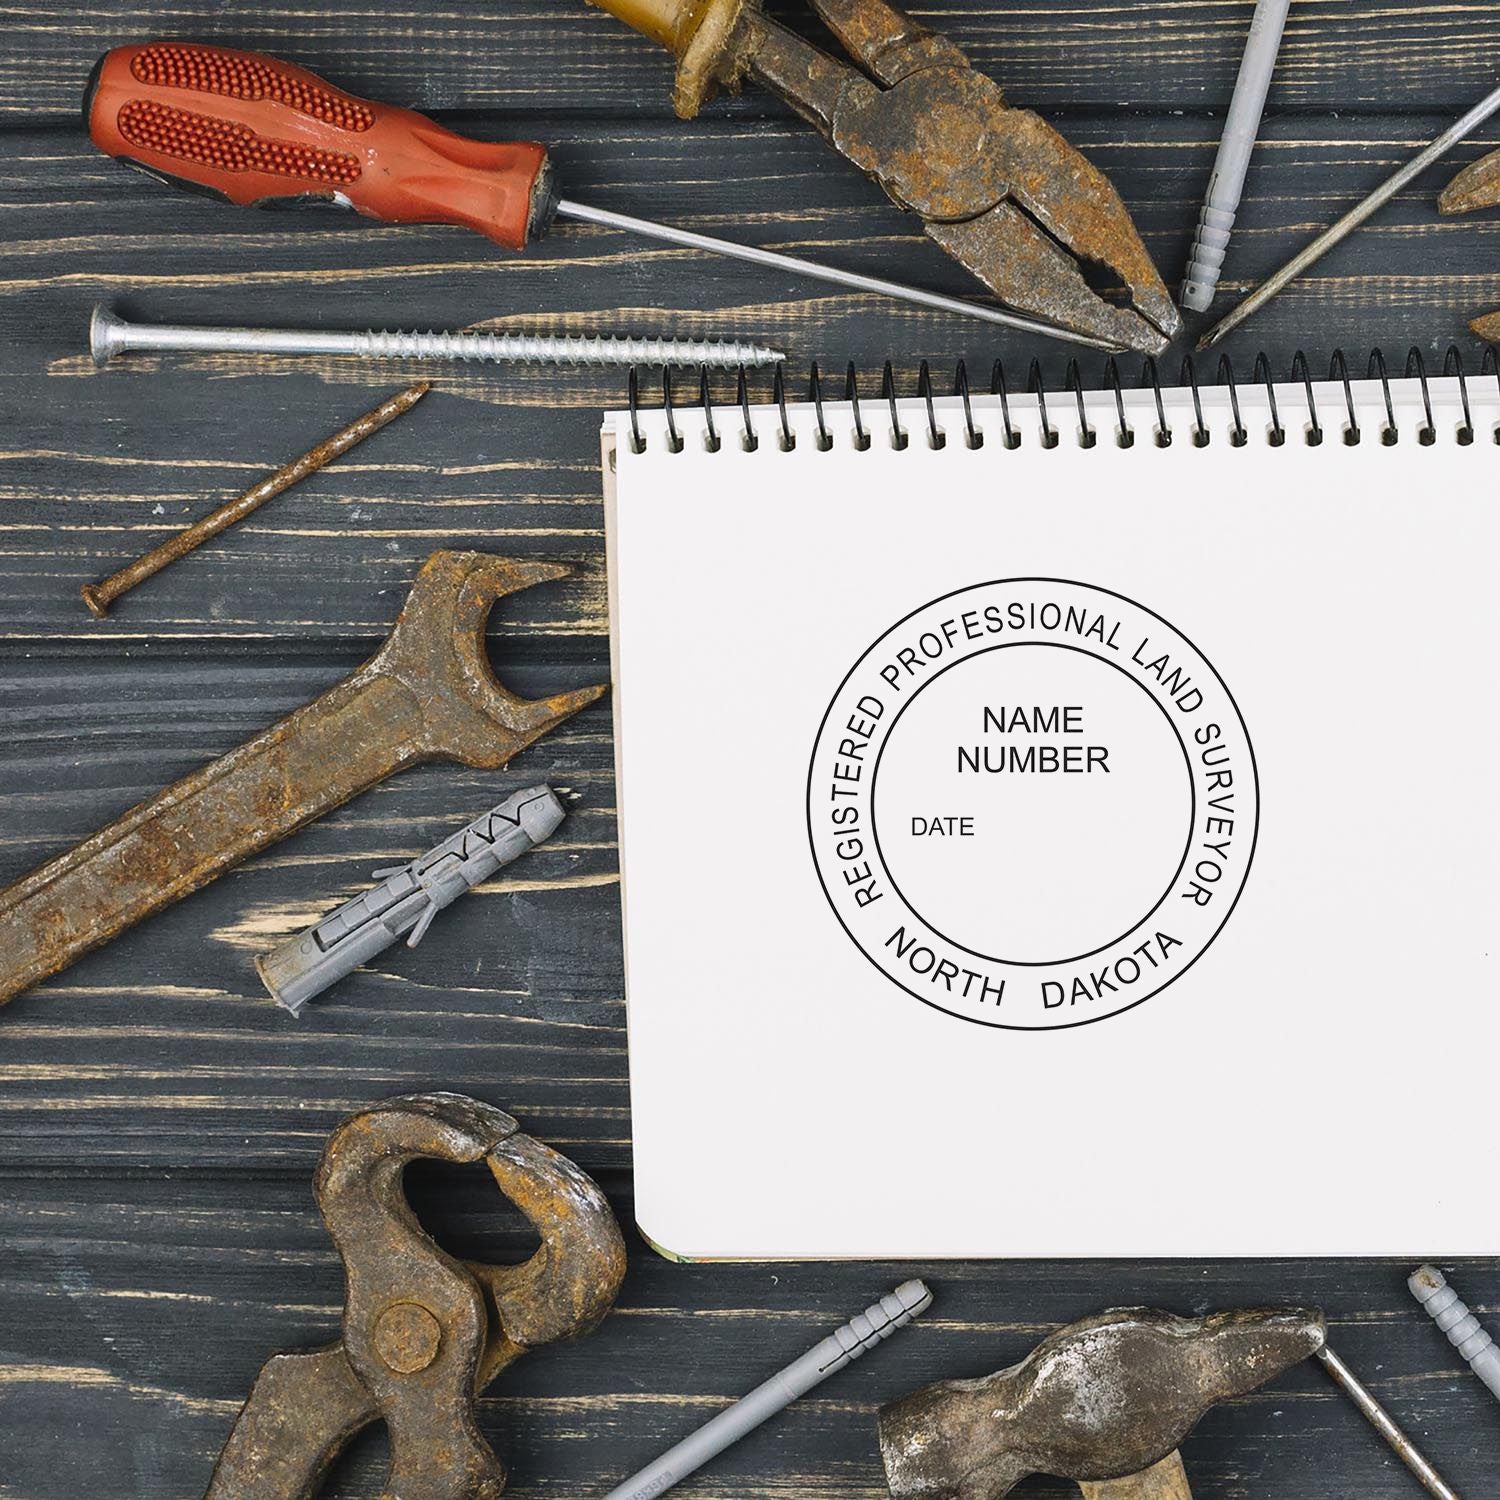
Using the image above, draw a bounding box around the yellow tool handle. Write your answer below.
[588,0,695,50]
[588,0,751,114]
[587,0,733,52]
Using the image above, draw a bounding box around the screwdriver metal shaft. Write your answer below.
[556,200,1122,351]
[1199,79,1500,348]
[1315,1345,1462,1500]
[87,42,1120,353]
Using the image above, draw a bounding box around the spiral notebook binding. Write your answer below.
[623,345,1498,453]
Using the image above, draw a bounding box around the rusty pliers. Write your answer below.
[204,1094,627,1500]
[587,0,1181,353]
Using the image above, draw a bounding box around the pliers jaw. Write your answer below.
[592,0,1180,352]
[919,122,1184,356]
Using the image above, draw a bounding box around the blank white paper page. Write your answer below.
[604,374,1500,1260]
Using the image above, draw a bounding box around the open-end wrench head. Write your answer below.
[376,550,608,769]
[0,554,602,1012]
[879,1307,1326,1499]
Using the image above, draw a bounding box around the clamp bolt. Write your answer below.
[374,1302,443,1373]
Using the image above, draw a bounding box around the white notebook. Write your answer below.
[603,360,1499,1260]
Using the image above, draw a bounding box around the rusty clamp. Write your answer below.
[205,1093,627,1500]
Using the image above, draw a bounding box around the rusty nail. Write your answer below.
[80,381,430,618]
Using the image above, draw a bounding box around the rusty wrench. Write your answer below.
[0,552,604,1006]
[205,1092,627,1498]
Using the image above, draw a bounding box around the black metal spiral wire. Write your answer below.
[625,348,1495,451]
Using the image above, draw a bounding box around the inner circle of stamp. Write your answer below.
[870,641,1196,965]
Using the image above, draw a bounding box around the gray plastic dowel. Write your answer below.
[601,1280,933,1500]
[1180,0,1293,312]
[1410,1264,1500,1403]
[256,784,565,1015]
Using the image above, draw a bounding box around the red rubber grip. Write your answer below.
[87,42,552,251]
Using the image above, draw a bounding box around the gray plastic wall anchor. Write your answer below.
[1409,1264,1500,1404]
[1180,0,1292,313]
[257,784,566,1015]
[600,1280,933,1500]
[1181,205,1237,313]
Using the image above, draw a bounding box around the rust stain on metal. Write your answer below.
[1440,150,1500,337]
[590,0,1180,352]
[204,1092,627,1499]
[878,1306,1327,1498]
[374,1303,445,1373]
[0,551,607,1008]
[1440,149,1500,217]
[80,382,431,618]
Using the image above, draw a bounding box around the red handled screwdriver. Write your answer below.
[84,41,1113,348]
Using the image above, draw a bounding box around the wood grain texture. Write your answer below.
[2,1176,1497,1498]
[2,0,1498,1496]
[8,0,1500,121]
[1079,1451,1192,1500]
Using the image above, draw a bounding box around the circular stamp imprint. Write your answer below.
[807,580,1258,1029]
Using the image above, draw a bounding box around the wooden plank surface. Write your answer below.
[2,1175,1496,1498]
[2,0,1498,1495]
[7,0,1500,120]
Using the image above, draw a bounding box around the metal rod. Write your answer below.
[80,382,430,618]
[1198,79,1500,349]
[88,305,784,369]
[1315,1345,1463,1500]
[557,199,1122,353]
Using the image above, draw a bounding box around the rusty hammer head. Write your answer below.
[878,1307,1326,1500]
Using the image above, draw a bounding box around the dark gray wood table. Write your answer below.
[1,2,1497,1494]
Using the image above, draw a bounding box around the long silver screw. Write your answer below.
[1315,1345,1463,1500]
[1411,1265,1500,1405]
[89,306,783,370]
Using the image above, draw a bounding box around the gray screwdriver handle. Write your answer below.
[601,1280,933,1500]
